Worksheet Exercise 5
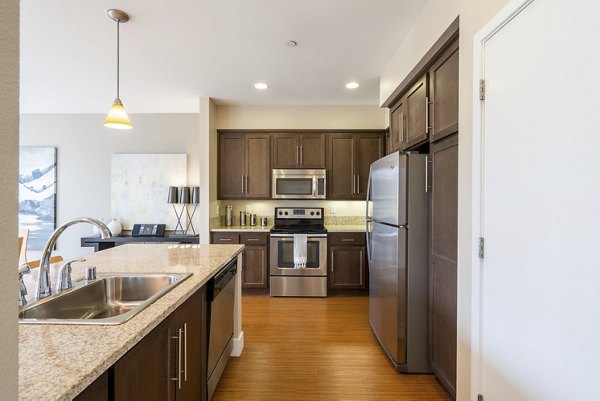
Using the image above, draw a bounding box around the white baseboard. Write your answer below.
[230,330,244,357]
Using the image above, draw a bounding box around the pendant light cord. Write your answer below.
[116,19,120,99]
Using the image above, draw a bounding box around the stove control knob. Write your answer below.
[284,211,288,216]
[310,211,315,216]
[278,211,282,215]
[316,211,320,216]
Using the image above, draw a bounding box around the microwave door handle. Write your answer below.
[313,176,317,196]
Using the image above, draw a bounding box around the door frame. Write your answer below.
[470,0,535,398]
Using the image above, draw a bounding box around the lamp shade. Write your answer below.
[191,187,200,204]
[104,98,133,129]
[167,186,179,204]
[179,186,190,204]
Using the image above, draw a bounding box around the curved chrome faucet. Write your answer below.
[34,217,111,300]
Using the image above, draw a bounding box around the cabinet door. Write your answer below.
[354,134,385,199]
[389,100,405,153]
[429,134,458,398]
[242,245,268,288]
[245,134,271,198]
[113,316,174,401]
[218,134,245,199]
[327,134,355,200]
[74,372,108,401]
[175,288,207,401]
[404,75,429,149]
[430,40,459,142]
[271,134,299,168]
[328,245,366,289]
[299,133,326,168]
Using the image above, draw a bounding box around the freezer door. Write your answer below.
[369,221,407,365]
[370,152,406,225]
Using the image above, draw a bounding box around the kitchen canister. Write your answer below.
[225,205,233,226]
[260,217,268,227]
[240,211,247,226]
[250,214,257,226]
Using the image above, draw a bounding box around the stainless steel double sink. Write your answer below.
[19,273,191,325]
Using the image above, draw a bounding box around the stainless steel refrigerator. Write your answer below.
[366,151,430,373]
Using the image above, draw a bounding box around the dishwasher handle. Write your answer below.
[208,260,237,302]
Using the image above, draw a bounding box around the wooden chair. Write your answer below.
[28,256,64,268]
[18,228,29,265]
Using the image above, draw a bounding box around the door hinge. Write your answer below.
[477,394,484,401]
[479,79,486,100]
[478,237,485,259]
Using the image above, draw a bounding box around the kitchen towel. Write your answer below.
[293,234,308,268]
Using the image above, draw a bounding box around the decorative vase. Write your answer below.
[107,218,122,236]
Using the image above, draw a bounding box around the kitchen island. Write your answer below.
[18,243,244,401]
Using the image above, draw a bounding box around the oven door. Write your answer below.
[270,234,327,276]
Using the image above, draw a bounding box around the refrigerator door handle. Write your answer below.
[366,168,373,264]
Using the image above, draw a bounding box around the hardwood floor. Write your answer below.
[213,295,449,401]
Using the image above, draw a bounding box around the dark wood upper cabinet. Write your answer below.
[429,134,458,399]
[430,40,459,142]
[272,133,325,169]
[327,132,384,200]
[218,132,270,199]
[404,74,430,149]
[388,99,405,153]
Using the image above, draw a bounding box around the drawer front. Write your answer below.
[211,233,240,244]
[328,232,366,246]
[240,233,269,245]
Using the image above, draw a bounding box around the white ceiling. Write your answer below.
[20,0,426,113]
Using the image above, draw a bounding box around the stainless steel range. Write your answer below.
[270,207,327,297]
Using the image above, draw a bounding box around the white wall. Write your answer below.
[216,105,387,130]
[20,113,202,259]
[0,0,19,397]
[380,1,510,399]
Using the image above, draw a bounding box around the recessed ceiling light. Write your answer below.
[254,82,269,90]
[345,82,360,89]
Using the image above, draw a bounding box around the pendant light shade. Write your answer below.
[105,9,133,130]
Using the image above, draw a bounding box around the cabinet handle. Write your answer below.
[183,323,188,382]
[245,175,248,194]
[220,238,233,242]
[341,238,355,242]
[357,174,360,193]
[300,145,303,164]
[247,238,260,241]
[352,174,356,194]
[241,174,244,194]
[296,146,299,164]
[399,112,405,142]
[425,96,432,134]
[171,329,182,389]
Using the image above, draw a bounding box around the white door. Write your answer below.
[474,1,600,400]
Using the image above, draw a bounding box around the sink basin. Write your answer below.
[19,273,191,325]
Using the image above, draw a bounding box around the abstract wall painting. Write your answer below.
[111,154,187,230]
[19,147,57,254]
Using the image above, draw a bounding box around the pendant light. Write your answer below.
[104,9,133,129]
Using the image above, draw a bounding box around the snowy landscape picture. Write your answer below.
[19,147,57,253]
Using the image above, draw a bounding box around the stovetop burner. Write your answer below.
[271,207,326,234]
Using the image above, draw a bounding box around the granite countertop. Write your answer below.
[211,224,272,233]
[211,224,366,233]
[325,224,366,232]
[18,243,244,401]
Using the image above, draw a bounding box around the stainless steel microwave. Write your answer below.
[272,169,326,199]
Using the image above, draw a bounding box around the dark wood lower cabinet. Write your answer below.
[328,233,368,291]
[212,232,269,289]
[74,372,109,401]
[429,134,458,399]
[112,287,207,401]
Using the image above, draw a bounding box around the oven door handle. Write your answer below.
[270,233,328,238]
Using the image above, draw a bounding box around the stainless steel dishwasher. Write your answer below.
[207,259,237,400]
